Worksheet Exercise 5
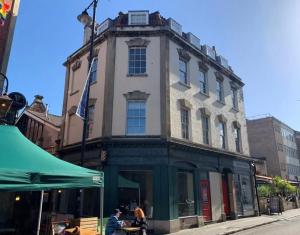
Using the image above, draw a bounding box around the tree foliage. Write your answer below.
[258,176,296,197]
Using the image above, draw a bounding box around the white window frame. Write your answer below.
[234,126,241,153]
[181,108,190,140]
[87,105,95,138]
[179,58,188,85]
[199,70,208,94]
[126,100,146,135]
[219,122,226,149]
[231,87,238,110]
[202,115,210,145]
[128,11,149,25]
[89,58,98,83]
[128,47,147,75]
[216,79,224,102]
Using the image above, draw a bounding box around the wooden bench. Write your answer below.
[70,217,100,235]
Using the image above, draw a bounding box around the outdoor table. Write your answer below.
[122,227,140,235]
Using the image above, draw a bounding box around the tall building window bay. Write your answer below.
[127,100,146,134]
[179,58,188,85]
[216,79,224,102]
[128,47,146,75]
[202,115,210,145]
[199,71,207,94]
[87,105,95,138]
[181,108,189,139]
[219,122,226,149]
[234,126,241,152]
[231,87,238,110]
[89,58,98,83]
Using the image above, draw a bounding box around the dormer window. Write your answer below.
[128,11,149,25]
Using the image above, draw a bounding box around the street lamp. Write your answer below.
[77,0,98,168]
[77,0,101,222]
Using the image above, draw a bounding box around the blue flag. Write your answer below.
[76,58,95,120]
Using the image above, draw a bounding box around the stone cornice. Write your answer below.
[179,99,192,109]
[199,107,211,117]
[126,37,150,47]
[123,90,150,100]
[177,48,191,61]
[217,114,227,123]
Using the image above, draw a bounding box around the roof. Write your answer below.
[65,11,244,86]
[0,125,103,191]
[26,109,62,127]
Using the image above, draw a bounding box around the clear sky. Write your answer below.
[7,0,300,130]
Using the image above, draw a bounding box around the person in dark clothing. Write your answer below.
[131,207,147,235]
[105,209,124,235]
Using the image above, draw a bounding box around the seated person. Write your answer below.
[105,209,124,235]
[131,208,148,235]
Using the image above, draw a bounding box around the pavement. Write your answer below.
[163,208,300,235]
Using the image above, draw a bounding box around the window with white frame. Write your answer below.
[219,122,226,149]
[234,126,241,152]
[128,11,149,25]
[199,70,207,94]
[179,58,188,85]
[87,105,95,138]
[89,58,98,83]
[216,79,224,102]
[202,115,210,145]
[127,100,146,134]
[128,47,146,75]
[231,87,238,110]
[181,108,189,139]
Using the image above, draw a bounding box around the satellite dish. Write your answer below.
[8,92,27,111]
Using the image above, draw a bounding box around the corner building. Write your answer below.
[59,11,256,233]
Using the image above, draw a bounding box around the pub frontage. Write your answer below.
[60,137,256,234]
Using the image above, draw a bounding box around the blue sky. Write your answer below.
[7,0,300,130]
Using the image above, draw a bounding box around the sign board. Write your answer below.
[270,196,279,214]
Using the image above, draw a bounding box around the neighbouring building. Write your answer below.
[59,11,256,233]
[0,0,20,93]
[0,94,62,227]
[247,116,300,182]
[16,95,62,154]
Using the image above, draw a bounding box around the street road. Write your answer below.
[235,215,300,235]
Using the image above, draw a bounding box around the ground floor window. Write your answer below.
[177,171,195,217]
[234,174,253,215]
[118,171,153,218]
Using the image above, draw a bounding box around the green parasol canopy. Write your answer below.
[0,125,104,191]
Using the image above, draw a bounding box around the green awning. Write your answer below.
[0,125,104,191]
[118,175,139,189]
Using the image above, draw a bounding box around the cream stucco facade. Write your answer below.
[169,40,249,155]
[59,11,256,234]
[62,35,249,157]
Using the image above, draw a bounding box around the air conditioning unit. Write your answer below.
[97,19,112,35]
[217,55,229,69]
[187,32,201,49]
[168,18,182,36]
[128,11,149,25]
[201,45,216,60]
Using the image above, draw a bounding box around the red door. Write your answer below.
[222,177,231,217]
[200,179,212,221]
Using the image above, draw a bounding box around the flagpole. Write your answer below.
[78,0,98,217]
